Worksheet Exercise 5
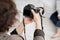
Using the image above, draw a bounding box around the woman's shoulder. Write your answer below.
[7,35,23,40]
[0,33,23,40]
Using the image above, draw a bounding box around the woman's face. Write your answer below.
[24,16,33,24]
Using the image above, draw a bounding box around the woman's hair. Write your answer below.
[0,0,18,32]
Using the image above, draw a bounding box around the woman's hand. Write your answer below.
[23,8,43,24]
[31,8,43,23]
[31,8,43,30]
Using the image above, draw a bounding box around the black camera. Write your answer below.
[23,4,44,18]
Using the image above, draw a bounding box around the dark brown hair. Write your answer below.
[0,0,18,32]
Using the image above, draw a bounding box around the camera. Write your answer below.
[23,4,44,18]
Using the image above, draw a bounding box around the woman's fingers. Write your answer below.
[31,8,43,16]
[31,9,36,16]
[39,8,43,14]
[31,9,41,21]
[31,9,39,16]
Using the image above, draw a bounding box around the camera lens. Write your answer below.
[23,4,34,18]
[23,4,44,19]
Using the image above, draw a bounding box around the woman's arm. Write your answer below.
[11,16,33,35]
[31,8,45,40]
[16,22,24,34]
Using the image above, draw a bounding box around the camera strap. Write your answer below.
[39,13,43,30]
[23,18,27,40]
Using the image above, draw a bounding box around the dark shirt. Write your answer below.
[11,29,18,35]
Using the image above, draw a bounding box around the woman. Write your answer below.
[11,4,44,40]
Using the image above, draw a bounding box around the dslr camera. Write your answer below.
[23,4,44,18]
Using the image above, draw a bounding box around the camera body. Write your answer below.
[23,4,44,18]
